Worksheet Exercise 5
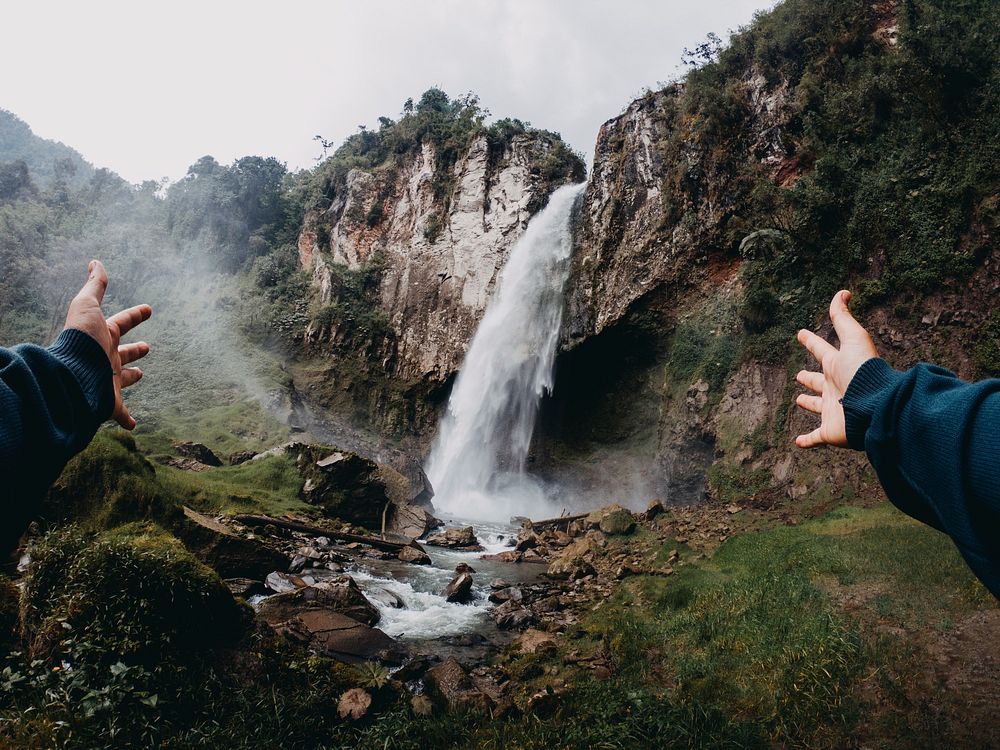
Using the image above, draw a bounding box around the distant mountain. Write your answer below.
[0,109,94,188]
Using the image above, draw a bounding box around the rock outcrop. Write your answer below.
[175,507,289,579]
[300,133,583,384]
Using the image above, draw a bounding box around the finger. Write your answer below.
[795,428,825,449]
[795,394,822,414]
[829,290,867,344]
[119,341,150,366]
[115,404,137,431]
[108,304,152,337]
[796,370,824,394]
[797,328,836,365]
[119,367,143,388]
[73,260,109,306]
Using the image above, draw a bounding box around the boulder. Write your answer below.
[272,609,401,664]
[368,588,405,609]
[545,557,596,581]
[426,526,481,550]
[424,657,495,713]
[265,571,310,594]
[515,532,540,551]
[176,507,289,579]
[258,576,380,626]
[599,508,636,536]
[492,600,535,630]
[644,500,665,521]
[398,546,432,565]
[229,450,257,466]
[488,587,523,604]
[388,503,439,540]
[443,572,475,604]
[173,441,223,467]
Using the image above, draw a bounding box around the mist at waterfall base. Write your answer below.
[426,183,585,523]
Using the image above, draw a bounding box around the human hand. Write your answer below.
[794,290,879,448]
[64,260,152,430]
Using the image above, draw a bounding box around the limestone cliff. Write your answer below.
[299,130,583,384]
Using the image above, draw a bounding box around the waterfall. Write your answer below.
[426,182,585,522]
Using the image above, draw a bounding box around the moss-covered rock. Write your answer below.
[43,430,176,531]
[22,523,245,664]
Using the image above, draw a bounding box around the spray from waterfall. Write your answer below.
[426,183,585,522]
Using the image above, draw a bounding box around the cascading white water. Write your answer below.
[426,182,585,522]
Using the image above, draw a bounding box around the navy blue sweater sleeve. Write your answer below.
[842,358,1000,597]
[0,329,114,518]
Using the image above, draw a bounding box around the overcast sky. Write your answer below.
[2,0,776,184]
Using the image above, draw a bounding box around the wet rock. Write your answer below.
[265,571,310,594]
[273,609,401,664]
[490,578,509,589]
[224,577,266,598]
[424,657,495,713]
[395,656,436,682]
[388,503,439,540]
[515,532,540,551]
[229,450,257,466]
[259,576,380,626]
[176,507,289,579]
[173,441,223,467]
[443,572,475,604]
[488,587,523,604]
[455,562,476,574]
[426,526,482,550]
[480,550,524,563]
[368,588,405,609]
[398,545,432,565]
[289,555,309,573]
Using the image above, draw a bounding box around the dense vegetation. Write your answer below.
[664,0,1000,356]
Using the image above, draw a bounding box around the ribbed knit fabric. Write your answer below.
[0,328,113,551]
[842,357,1000,598]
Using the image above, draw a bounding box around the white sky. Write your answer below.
[2,0,776,184]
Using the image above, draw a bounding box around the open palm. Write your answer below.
[794,290,879,448]
[64,260,152,430]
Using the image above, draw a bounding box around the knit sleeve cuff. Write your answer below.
[48,328,115,422]
[841,358,905,451]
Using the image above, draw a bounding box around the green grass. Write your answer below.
[574,503,995,747]
[133,399,290,462]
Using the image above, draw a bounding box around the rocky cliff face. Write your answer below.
[543,0,999,512]
[299,133,582,384]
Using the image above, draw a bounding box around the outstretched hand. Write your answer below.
[794,290,879,448]
[64,260,152,430]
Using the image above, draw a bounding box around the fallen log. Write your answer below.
[233,514,426,553]
[528,512,589,532]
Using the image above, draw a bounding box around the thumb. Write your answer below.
[75,259,109,306]
[829,290,866,344]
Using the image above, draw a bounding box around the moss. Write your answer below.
[22,523,244,665]
[43,430,176,531]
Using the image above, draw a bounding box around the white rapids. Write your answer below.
[426,183,585,522]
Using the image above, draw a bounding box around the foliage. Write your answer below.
[973,309,1000,377]
[20,524,244,664]
[672,0,1000,351]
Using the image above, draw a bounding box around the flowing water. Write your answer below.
[256,185,585,647]
[426,183,585,522]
